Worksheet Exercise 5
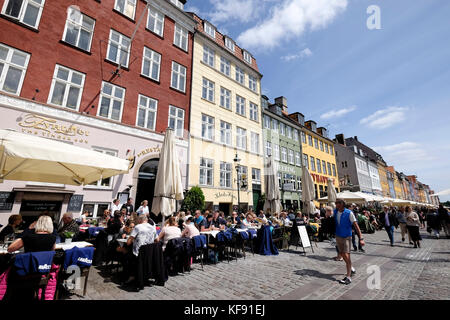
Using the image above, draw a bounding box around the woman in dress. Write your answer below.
[405,206,422,248]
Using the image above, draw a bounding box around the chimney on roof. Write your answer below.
[288,112,305,126]
[274,96,288,115]
[354,136,358,141]
[317,127,328,138]
[335,134,345,145]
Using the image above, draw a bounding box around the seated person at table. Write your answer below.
[199,214,215,231]
[295,212,307,225]
[257,210,268,223]
[100,209,111,225]
[211,211,226,230]
[156,217,181,251]
[119,220,135,239]
[0,214,22,242]
[231,211,242,227]
[57,212,80,239]
[280,212,291,225]
[194,210,204,228]
[76,210,90,225]
[242,214,255,227]
[181,217,200,239]
[8,215,56,253]
[106,211,124,235]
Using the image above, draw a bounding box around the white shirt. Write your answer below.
[130,223,157,256]
[111,203,122,216]
[161,226,181,251]
[137,206,149,216]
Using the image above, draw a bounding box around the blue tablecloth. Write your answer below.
[256,225,278,256]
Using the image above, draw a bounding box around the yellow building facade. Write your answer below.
[377,161,391,198]
[187,15,264,215]
[299,120,339,204]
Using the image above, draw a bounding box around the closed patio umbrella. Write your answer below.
[151,129,184,222]
[327,178,337,209]
[301,166,316,216]
[263,156,281,215]
[0,129,130,185]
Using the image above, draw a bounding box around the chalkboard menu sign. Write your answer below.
[0,192,15,210]
[21,201,61,212]
[67,194,84,212]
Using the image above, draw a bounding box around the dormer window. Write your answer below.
[169,0,184,10]
[204,22,215,39]
[243,50,252,64]
[225,37,235,52]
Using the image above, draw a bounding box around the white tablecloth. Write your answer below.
[55,241,93,251]
[200,230,220,238]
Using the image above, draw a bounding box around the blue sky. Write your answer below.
[185,0,450,202]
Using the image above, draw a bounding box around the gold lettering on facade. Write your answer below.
[18,114,89,144]
[137,147,161,157]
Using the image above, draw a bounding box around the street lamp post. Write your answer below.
[233,153,241,214]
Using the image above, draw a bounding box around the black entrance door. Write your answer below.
[135,158,159,217]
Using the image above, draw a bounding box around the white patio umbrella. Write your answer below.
[0,129,130,185]
[327,178,337,209]
[354,192,386,202]
[151,129,184,223]
[263,156,282,215]
[301,166,316,216]
[319,190,366,204]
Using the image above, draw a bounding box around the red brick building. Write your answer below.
[0,0,197,224]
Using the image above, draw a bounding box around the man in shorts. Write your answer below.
[334,198,365,285]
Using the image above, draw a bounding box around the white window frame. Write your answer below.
[201,114,215,141]
[1,0,45,29]
[220,162,232,188]
[174,23,188,51]
[220,87,231,110]
[199,158,214,186]
[310,156,316,171]
[294,129,299,142]
[301,131,306,144]
[85,148,118,189]
[249,102,258,122]
[320,140,324,152]
[0,43,30,95]
[295,152,301,166]
[265,141,272,156]
[322,160,327,175]
[236,127,247,150]
[147,6,164,37]
[327,162,332,177]
[303,154,309,169]
[243,50,252,64]
[224,37,235,52]
[171,61,186,92]
[97,81,125,121]
[250,132,260,154]
[114,0,136,20]
[48,64,85,110]
[325,143,329,154]
[220,121,232,146]
[252,168,261,185]
[264,115,271,129]
[287,126,292,139]
[235,65,244,84]
[141,46,161,81]
[202,77,214,102]
[288,149,294,165]
[236,95,245,116]
[316,159,322,173]
[203,45,215,67]
[279,122,285,136]
[136,94,158,131]
[273,144,280,161]
[248,74,257,92]
[272,119,279,134]
[106,29,131,68]
[220,56,230,76]
[168,105,185,137]
[204,22,215,38]
[62,8,95,52]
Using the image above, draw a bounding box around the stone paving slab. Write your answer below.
[64,228,450,300]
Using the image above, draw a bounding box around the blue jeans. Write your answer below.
[385,225,394,245]
[352,230,362,250]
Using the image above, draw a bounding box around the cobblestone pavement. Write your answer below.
[64,228,449,300]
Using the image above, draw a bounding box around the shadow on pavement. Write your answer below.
[294,269,339,282]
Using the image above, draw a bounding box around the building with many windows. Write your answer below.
[0,0,197,226]
[262,96,303,211]
[298,116,339,202]
[186,13,264,215]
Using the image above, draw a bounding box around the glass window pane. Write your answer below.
[137,108,146,127]
[79,29,91,51]
[5,0,23,18]
[56,68,69,81]
[103,83,112,95]
[11,52,27,67]
[99,97,110,117]
[0,63,3,77]
[82,16,95,31]
[23,3,39,27]
[66,86,80,108]
[108,44,118,62]
[50,81,66,105]
[114,88,123,99]
[3,67,22,93]
[147,111,155,129]
[0,47,8,60]
[111,100,121,120]
[64,24,79,46]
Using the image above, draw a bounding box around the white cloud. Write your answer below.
[205,0,261,24]
[281,48,313,61]
[360,106,408,129]
[373,142,434,168]
[320,105,356,119]
[237,0,347,50]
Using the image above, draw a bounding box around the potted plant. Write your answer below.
[63,231,75,244]
[282,231,290,250]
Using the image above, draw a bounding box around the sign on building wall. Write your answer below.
[0,192,15,210]
[67,194,84,212]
